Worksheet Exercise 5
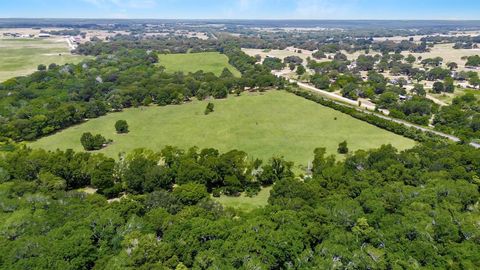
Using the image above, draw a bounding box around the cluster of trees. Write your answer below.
[80,132,109,151]
[433,93,480,140]
[42,28,84,37]
[387,96,439,125]
[371,40,429,54]
[262,57,285,70]
[0,142,479,269]
[75,35,222,55]
[466,55,480,67]
[419,35,480,49]
[0,145,292,198]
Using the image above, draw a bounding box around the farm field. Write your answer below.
[213,186,272,212]
[30,90,415,166]
[0,38,86,82]
[157,52,241,77]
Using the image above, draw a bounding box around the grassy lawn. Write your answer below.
[0,38,86,82]
[213,186,272,212]
[30,90,416,166]
[157,52,241,77]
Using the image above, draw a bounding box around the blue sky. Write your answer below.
[1,0,480,20]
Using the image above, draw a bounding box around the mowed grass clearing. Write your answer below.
[157,52,241,77]
[0,38,86,82]
[213,186,272,212]
[31,91,415,166]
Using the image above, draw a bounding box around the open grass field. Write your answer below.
[30,90,415,166]
[213,186,272,212]
[157,52,241,77]
[0,38,86,82]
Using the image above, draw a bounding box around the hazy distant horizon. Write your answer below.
[2,18,480,30]
[1,0,480,20]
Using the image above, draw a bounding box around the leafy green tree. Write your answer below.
[91,158,116,192]
[204,102,214,115]
[38,171,66,191]
[337,140,349,154]
[123,154,157,194]
[412,84,426,96]
[296,65,306,75]
[173,183,208,205]
[312,147,336,176]
[356,55,375,71]
[258,157,294,185]
[405,54,416,64]
[432,81,445,93]
[115,120,129,134]
[447,62,458,70]
[341,83,359,100]
[263,57,284,70]
[311,74,330,89]
[444,77,455,93]
[220,67,234,78]
[466,55,480,66]
[48,63,58,70]
[81,132,107,151]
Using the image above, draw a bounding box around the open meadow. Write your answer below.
[0,37,86,81]
[213,186,272,212]
[157,52,241,77]
[31,90,415,166]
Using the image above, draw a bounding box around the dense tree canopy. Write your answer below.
[0,142,479,269]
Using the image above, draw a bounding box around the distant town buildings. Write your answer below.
[2,32,33,38]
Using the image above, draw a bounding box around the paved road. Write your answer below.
[284,77,480,149]
[65,37,77,51]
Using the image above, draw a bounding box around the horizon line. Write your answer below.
[1,18,480,22]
